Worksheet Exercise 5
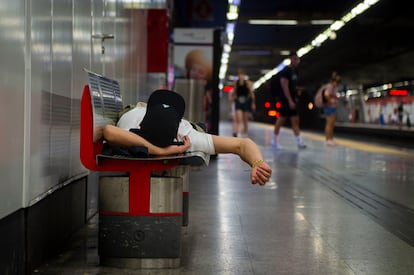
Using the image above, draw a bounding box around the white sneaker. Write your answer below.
[270,136,282,149]
[272,142,283,150]
[270,136,276,146]
[297,142,307,149]
[325,139,337,146]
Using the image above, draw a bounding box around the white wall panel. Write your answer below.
[50,0,73,185]
[29,0,54,203]
[0,0,157,218]
[91,0,104,74]
[0,0,25,218]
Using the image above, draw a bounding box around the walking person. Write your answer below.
[269,52,306,149]
[321,72,341,146]
[229,69,256,137]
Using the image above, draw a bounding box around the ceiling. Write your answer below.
[172,0,414,93]
[225,0,414,92]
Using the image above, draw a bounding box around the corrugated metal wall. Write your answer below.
[0,0,161,219]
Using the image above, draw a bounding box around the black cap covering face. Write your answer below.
[132,89,186,147]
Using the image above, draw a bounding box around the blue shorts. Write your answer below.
[324,106,337,116]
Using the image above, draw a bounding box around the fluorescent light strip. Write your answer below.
[248,19,298,25]
[249,19,334,25]
[253,0,381,89]
[220,2,240,83]
[227,4,239,20]
[310,20,334,25]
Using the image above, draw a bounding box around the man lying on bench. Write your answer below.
[103,89,272,185]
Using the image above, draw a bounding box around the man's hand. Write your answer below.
[251,161,272,185]
[162,135,191,155]
[288,100,296,110]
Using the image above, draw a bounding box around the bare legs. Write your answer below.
[274,116,301,135]
[325,114,335,140]
[235,109,250,137]
[272,115,305,148]
[289,115,301,136]
[231,103,237,137]
[325,114,337,146]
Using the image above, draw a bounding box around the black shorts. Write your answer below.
[278,100,298,117]
[235,96,251,112]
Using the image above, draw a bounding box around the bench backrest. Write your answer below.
[87,70,123,128]
[80,70,124,170]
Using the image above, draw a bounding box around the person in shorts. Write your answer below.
[229,69,255,137]
[322,72,341,146]
[269,52,306,149]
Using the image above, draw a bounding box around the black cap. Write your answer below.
[133,89,185,147]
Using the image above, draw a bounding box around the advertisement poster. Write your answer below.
[173,28,214,131]
[173,28,213,83]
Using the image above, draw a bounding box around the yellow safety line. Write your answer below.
[256,122,414,159]
[302,131,414,159]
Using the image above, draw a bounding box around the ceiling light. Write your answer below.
[351,3,370,15]
[227,4,239,20]
[330,20,345,31]
[310,20,334,25]
[260,69,271,74]
[223,44,231,53]
[253,0,382,90]
[248,19,298,25]
[297,46,313,57]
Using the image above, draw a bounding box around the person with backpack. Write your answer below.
[316,72,341,146]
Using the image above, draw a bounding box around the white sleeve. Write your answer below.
[178,119,215,155]
[116,107,146,130]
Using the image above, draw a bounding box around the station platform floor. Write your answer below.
[34,121,414,275]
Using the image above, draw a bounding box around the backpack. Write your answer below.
[314,85,326,108]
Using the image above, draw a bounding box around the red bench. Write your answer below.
[80,70,206,268]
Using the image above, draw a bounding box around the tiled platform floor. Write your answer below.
[33,121,414,275]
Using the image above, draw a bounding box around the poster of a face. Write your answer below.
[173,28,213,82]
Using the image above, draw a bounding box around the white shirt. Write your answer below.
[116,104,215,163]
